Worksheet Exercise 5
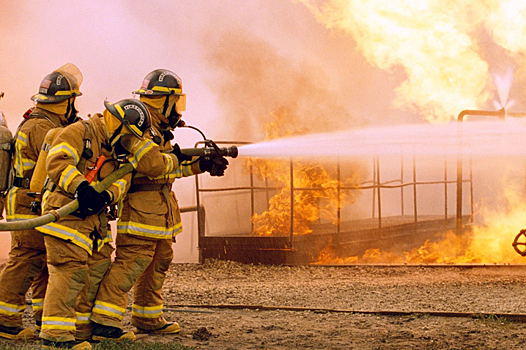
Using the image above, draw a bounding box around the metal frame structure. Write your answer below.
[194,141,474,262]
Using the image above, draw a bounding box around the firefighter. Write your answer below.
[36,98,186,349]
[89,69,228,337]
[0,63,83,341]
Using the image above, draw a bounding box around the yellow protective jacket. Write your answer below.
[6,108,67,222]
[117,109,203,240]
[36,114,130,254]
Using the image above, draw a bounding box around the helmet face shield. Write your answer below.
[56,63,83,96]
[31,63,83,103]
[175,94,186,114]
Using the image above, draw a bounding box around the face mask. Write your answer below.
[114,138,130,156]
[65,98,79,124]
[167,104,183,128]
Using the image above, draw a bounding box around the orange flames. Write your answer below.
[315,177,526,264]
[246,107,361,236]
[298,0,526,121]
[249,110,526,264]
[246,1,526,264]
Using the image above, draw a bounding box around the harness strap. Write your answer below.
[128,184,167,192]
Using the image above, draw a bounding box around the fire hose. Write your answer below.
[0,163,134,231]
[0,144,238,232]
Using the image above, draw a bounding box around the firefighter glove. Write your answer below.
[171,143,193,163]
[75,181,112,218]
[199,156,229,177]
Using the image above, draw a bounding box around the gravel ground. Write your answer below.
[4,260,526,349]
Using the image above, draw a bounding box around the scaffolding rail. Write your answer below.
[193,141,474,261]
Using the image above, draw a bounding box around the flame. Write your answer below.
[247,107,361,236]
[315,176,526,264]
[297,0,526,122]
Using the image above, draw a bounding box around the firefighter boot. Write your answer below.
[136,322,180,335]
[91,323,136,342]
[42,339,92,349]
[0,324,34,340]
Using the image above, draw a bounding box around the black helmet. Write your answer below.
[133,69,186,129]
[133,69,184,96]
[31,63,83,103]
[104,99,151,138]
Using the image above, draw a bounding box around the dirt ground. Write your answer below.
[6,259,526,349]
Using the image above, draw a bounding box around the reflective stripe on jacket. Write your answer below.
[37,115,131,254]
[117,109,202,240]
[7,108,66,222]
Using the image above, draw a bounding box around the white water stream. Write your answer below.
[237,119,526,159]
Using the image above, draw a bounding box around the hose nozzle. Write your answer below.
[181,145,238,158]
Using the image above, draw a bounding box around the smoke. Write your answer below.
[202,29,360,141]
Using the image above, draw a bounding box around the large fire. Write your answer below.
[297,0,526,121]
[315,175,526,264]
[246,107,361,236]
[245,1,526,264]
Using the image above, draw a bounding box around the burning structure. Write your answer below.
[193,1,526,266]
[191,104,526,265]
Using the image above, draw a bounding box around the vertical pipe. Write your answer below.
[456,155,463,235]
[250,163,255,234]
[336,159,341,245]
[469,159,474,224]
[265,177,270,211]
[413,156,418,231]
[456,116,463,236]
[376,156,382,238]
[195,174,203,264]
[444,158,448,223]
[372,158,376,219]
[289,159,294,249]
[401,156,404,217]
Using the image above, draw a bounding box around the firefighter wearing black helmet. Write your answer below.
[35,98,185,348]
[90,70,228,337]
[0,63,82,342]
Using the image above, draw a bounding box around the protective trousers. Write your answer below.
[0,229,48,328]
[90,233,173,330]
[75,243,113,340]
[40,235,89,343]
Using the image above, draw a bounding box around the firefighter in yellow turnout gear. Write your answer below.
[37,98,184,349]
[90,70,228,336]
[0,64,82,341]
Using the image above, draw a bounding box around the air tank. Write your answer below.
[30,128,61,192]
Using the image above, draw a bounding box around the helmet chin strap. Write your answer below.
[65,98,79,124]
[108,123,124,146]
[162,95,170,115]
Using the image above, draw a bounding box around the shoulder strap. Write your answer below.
[77,121,93,171]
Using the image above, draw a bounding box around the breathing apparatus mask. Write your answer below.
[65,98,79,123]
[140,94,186,129]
